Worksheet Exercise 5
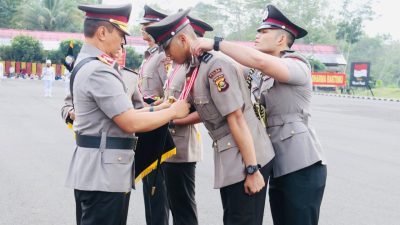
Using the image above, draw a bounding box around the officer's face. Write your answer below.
[255,28,280,53]
[141,23,154,43]
[105,27,125,57]
[164,35,190,64]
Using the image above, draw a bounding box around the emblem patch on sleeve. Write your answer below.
[213,74,229,92]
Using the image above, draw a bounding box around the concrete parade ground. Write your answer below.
[0,79,399,225]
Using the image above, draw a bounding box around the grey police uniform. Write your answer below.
[259,52,327,177]
[191,51,275,225]
[65,43,135,192]
[121,67,145,109]
[191,51,275,188]
[253,51,327,225]
[139,46,168,100]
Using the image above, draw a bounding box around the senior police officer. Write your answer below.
[64,4,190,225]
[146,9,275,225]
[137,5,170,225]
[162,15,213,225]
[191,4,327,225]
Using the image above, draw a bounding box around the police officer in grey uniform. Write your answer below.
[138,5,170,225]
[162,16,213,225]
[64,4,190,225]
[146,9,275,225]
[191,4,327,225]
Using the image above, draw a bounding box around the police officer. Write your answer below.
[64,4,190,225]
[42,59,55,97]
[191,4,328,225]
[137,5,170,225]
[162,15,213,225]
[146,9,275,225]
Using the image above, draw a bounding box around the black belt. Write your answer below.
[76,134,137,150]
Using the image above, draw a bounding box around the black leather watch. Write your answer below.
[245,164,261,175]
[213,36,224,51]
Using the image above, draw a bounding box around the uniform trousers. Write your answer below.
[142,167,169,225]
[220,160,274,225]
[164,162,198,225]
[74,190,131,225]
[269,162,327,225]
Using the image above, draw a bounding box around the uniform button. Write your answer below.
[118,156,122,161]
[199,101,202,104]
[291,130,295,135]
[171,130,176,134]
[227,142,231,146]
[268,134,271,137]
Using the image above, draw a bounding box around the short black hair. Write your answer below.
[277,29,295,48]
[83,19,115,38]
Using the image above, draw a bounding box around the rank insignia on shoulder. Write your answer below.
[200,52,213,63]
[122,66,138,75]
[97,54,115,66]
[213,74,229,92]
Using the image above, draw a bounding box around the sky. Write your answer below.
[104,0,400,41]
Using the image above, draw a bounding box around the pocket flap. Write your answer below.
[280,122,308,141]
[216,134,237,152]
[102,150,134,164]
[194,96,210,105]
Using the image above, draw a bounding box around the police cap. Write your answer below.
[145,8,191,49]
[78,3,132,36]
[258,4,307,39]
[139,5,167,25]
[188,16,213,37]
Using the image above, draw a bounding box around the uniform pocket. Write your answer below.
[215,133,237,152]
[194,96,219,120]
[279,122,308,141]
[102,149,135,164]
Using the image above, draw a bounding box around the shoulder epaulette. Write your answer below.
[149,46,158,54]
[122,66,138,75]
[200,52,213,63]
[97,53,115,66]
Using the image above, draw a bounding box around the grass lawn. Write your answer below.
[351,87,400,99]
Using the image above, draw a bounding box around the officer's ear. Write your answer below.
[275,30,287,47]
[96,26,108,41]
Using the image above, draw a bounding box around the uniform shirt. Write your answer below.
[190,51,275,189]
[65,43,135,192]
[138,46,169,99]
[252,51,327,177]
[42,66,55,81]
[121,67,145,109]
[164,63,202,163]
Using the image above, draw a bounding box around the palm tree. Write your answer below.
[15,0,85,32]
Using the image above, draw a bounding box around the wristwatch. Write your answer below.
[245,164,261,175]
[213,36,224,51]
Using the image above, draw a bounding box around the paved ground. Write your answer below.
[0,79,399,225]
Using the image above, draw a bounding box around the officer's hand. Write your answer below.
[68,109,76,121]
[158,100,172,110]
[191,38,214,57]
[244,171,265,195]
[152,98,163,106]
[170,100,190,119]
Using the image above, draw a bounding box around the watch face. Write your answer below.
[247,166,256,174]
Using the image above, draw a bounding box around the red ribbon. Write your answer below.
[179,66,199,100]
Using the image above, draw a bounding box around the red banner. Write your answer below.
[312,72,346,86]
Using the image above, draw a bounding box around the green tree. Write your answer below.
[0,0,24,28]
[8,35,44,62]
[15,0,83,32]
[192,2,229,38]
[0,45,13,60]
[335,0,376,72]
[46,39,83,64]
[125,47,143,70]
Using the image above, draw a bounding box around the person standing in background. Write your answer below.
[42,59,55,97]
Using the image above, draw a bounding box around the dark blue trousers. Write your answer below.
[269,162,327,225]
[142,167,169,225]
